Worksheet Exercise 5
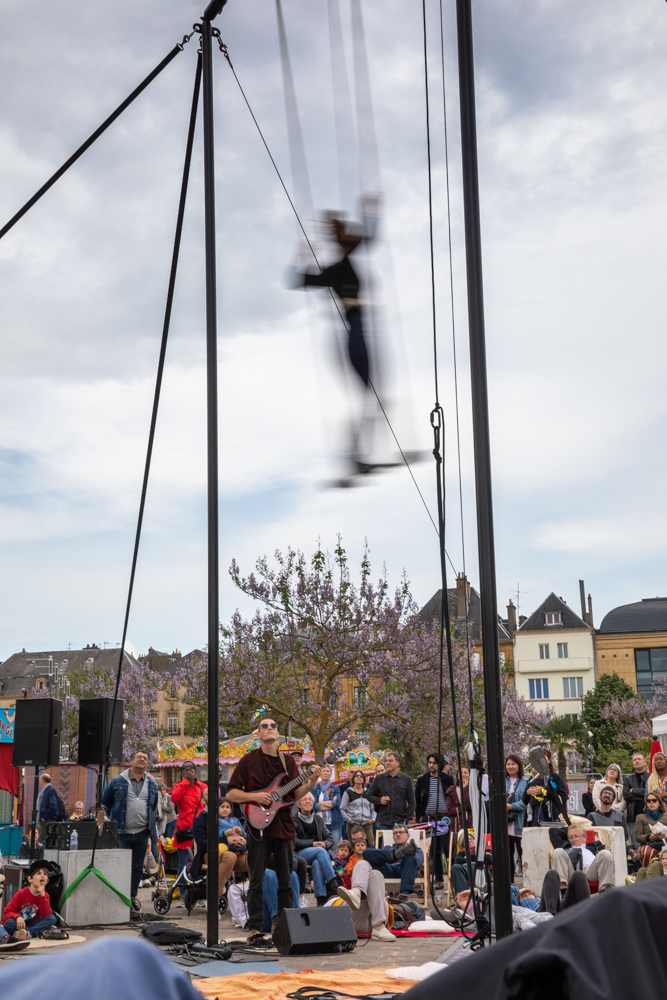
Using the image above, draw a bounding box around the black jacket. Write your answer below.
[367,771,416,826]
[623,771,649,822]
[294,812,334,853]
[523,772,568,825]
[415,772,455,820]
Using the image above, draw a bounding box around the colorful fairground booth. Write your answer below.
[156,731,388,786]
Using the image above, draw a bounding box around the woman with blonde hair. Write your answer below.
[592,764,625,813]
[647,751,667,798]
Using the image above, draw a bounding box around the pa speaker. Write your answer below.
[12,698,62,767]
[272,906,357,955]
[78,698,124,766]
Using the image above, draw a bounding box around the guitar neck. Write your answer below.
[276,756,329,800]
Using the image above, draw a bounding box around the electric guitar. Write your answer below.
[243,742,352,830]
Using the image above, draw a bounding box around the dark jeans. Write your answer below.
[424,816,447,880]
[363,846,419,892]
[119,829,150,899]
[247,834,294,933]
[294,854,307,894]
[165,820,176,839]
[2,914,57,938]
[538,869,590,915]
[450,863,470,895]
[509,834,523,884]
[262,870,300,932]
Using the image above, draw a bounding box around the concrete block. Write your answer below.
[522,826,627,896]
[45,847,131,926]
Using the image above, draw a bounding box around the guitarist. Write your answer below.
[226,719,321,941]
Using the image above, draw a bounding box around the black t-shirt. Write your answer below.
[228,747,300,839]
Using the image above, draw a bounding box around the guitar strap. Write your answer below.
[278,751,288,775]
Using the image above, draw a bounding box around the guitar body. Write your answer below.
[243,773,296,830]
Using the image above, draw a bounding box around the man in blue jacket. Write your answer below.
[363,823,422,901]
[102,750,158,910]
[37,774,61,823]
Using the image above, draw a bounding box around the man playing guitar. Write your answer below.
[226,718,321,941]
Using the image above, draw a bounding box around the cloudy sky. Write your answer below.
[1,0,666,661]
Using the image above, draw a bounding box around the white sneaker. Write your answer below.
[371,925,395,942]
[299,895,309,908]
[336,886,361,911]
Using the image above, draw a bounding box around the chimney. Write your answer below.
[507,599,517,632]
[587,593,594,628]
[579,580,587,622]
[456,573,470,618]
[519,615,527,626]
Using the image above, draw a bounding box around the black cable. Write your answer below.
[0,36,194,242]
[217,41,456,570]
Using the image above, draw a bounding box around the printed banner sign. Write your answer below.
[0,706,15,742]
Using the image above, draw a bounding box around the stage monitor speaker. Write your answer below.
[272,906,357,955]
[12,698,63,767]
[78,697,124,766]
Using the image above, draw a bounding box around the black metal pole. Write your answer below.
[30,766,39,862]
[455,0,512,939]
[202,9,221,948]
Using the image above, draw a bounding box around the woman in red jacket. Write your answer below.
[170,761,206,885]
[446,767,473,840]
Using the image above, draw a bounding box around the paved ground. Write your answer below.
[0,884,460,973]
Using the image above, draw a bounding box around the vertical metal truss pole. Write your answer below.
[201,0,227,947]
[454,0,512,938]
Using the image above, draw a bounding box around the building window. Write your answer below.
[149,713,158,733]
[539,644,550,659]
[545,612,561,626]
[356,730,370,745]
[300,688,309,706]
[167,713,179,734]
[37,679,44,690]
[563,677,583,699]
[354,686,367,709]
[635,648,667,698]
[529,678,550,700]
[557,643,568,658]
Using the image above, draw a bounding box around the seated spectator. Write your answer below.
[448,830,492,897]
[294,792,338,906]
[345,826,370,886]
[334,840,352,881]
[0,862,57,941]
[190,787,249,897]
[218,798,244,840]
[340,770,376,844]
[592,764,626,813]
[262,868,300,933]
[550,824,614,892]
[336,860,395,941]
[18,825,44,860]
[628,845,667,883]
[69,801,85,821]
[635,792,667,850]
[446,767,472,839]
[363,823,422,901]
[587,785,631,844]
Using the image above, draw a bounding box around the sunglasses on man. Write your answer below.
[259,722,278,730]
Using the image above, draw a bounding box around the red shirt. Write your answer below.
[3,887,52,923]
[228,748,300,839]
[170,778,206,848]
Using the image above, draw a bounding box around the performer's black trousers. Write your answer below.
[247,832,294,932]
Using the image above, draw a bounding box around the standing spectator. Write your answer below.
[506,755,528,882]
[623,753,649,844]
[441,758,452,776]
[37,775,60,824]
[581,777,596,818]
[367,752,415,830]
[291,751,304,773]
[170,762,206,886]
[523,753,569,826]
[102,750,159,910]
[416,753,454,888]
[592,765,625,813]
[446,767,472,839]
[647,751,667,799]
[312,765,344,848]
[374,762,386,777]
[157,783,177,839]
[341,769,376,843]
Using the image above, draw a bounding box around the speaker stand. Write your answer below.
[29,765,39,862]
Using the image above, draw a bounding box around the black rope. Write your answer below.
[423,0,486,945]
[217,40,456,569]
[439,0,475,734]
[98,56,203,855]
[0,36,194,242]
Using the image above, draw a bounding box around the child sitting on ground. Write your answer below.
[0,862,57,942]
[334,840,352,880]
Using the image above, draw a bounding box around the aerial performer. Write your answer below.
[293,194,390,485]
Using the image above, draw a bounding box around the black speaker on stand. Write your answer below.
[12,698,63,862]
[78,698,124,766]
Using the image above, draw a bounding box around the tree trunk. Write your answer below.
[558,749,567,778]
[404,744,414,779]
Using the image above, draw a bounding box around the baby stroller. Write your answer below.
[152,838,229,916]
[152,836,184,915]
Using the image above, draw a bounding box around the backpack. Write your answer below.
[140,924,204,946]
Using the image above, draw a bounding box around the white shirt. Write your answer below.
[578,844,596,868]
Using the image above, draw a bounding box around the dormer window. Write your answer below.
[545,612,561,626]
